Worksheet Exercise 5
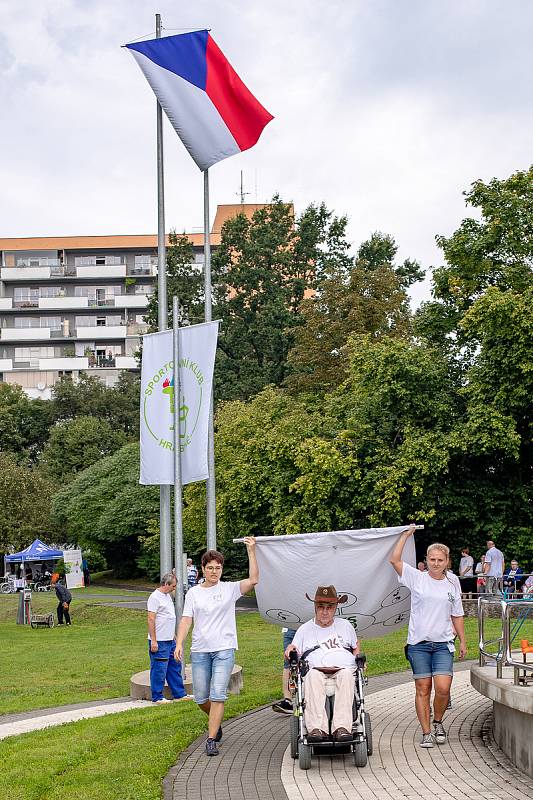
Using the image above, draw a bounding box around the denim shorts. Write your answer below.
[406,641,454,678]
[190,648,235,703]
[283,628,297,668]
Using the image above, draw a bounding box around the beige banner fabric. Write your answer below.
[254,527,416,639]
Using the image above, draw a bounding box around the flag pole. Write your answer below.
[156,12,172,576]
[172,296,184,618]
[203,168,217,550]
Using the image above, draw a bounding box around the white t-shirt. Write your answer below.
[485,546,504,577]
[459,555,474,577]
[183,580,242,652]
[147,589,176,641]
[399,563,464,650]
[292,618,357,669]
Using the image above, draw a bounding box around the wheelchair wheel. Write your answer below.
[48,614,55,628]
[290,716,299,759]
[364,711,373,756]
[298,742,311,770]
[353,739,367,768]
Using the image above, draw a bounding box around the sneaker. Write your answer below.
[215,725,223,742]
[206,737,219,756]
[433,721,447,744]
[154,698,172,705]
[272,698,293,714]
[420,733,436,748]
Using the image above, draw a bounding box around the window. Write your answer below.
[134,284,154,295]
[75,255,122,266]
[39,286,62,298]
[14,317,40,328]
[40,316,62,330]
[14,346,55,366]
[75,316,97,327]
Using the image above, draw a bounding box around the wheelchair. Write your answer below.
[288,647,372,770]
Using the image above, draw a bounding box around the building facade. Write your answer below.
[0,204,265,399]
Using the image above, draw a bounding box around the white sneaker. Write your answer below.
[154,698,172,705]
[433,721,447,744]
[420,733,436,748]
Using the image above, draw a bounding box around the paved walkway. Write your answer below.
[166,664,533,800]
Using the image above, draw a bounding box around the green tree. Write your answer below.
[51,373,140,437]
[40,416,128,485]
[211,198,354,401]
[145,231,202,330]
[0,383,53,460]
[52,443,159,576]
[286,232,423,393]
[0,452,57,553]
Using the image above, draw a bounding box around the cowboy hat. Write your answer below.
[305,585,348,604]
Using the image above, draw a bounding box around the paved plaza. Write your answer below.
[167,666,533,800]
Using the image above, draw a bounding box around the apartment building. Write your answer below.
[0,204,267,399]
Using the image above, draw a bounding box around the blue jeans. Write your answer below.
[283,628,297,668]
[149,640,186,702]
[190,649,235,703]
[406,641,454,678]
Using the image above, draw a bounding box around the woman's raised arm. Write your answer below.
[389,524,416,576]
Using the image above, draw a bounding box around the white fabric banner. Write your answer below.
[63,549,84,589]
[139,322,219,485]
[254,527,416,639]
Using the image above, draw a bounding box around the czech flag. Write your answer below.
[125,30,273,171]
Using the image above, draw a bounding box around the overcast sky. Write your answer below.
[1,0,532,304]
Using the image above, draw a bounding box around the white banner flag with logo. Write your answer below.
[140,321,219,485]
[253,527,416,639]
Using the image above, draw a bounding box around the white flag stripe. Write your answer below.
[254,527,416,639]
[139,322,219,485]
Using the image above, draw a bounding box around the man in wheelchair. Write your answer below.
[285,585,359,743]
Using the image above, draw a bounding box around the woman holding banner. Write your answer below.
[175,537,258,757]
[390,525,466,748]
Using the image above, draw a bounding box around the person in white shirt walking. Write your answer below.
[176,537,258,757]
[147,572,187,704]
[459,547,475,597]
[390,526,466,749]
[483,540,505,595]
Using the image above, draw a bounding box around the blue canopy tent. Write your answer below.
[4,539,63,581]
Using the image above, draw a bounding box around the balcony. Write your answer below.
[1,327,52,341]
[114,295,149,309]
[0,358,13,371]
[0,298,13,310]
[50,265,76,278]
[115,355,138,369]
[126,322,149,336]
[76,264,126,279]
[88,297,116,308]
[38,357,89,371]
[13,299,38,308]
[127,264,157,277]
[75,325,126,340]
[39,296,88,310]
[1,266,51,281]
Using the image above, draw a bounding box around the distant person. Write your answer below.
[53,578,72,625]
[522,574,533,595]
[459,547,475,596]
[187,558,198,589]
[82,557,90,587]
[417,561,427,571]
[483,540,505,595]
[147,572,187,705]
[390,526,466,749]
[503,560,524,593]
[475,556,486,594]
[271,627,297,713]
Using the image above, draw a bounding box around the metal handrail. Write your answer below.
[478,596,533,684]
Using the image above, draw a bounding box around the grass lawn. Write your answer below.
[0,602,531,800]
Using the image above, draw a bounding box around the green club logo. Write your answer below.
[143,358,204,452]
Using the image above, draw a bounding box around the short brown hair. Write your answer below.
[201,549,224,568]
